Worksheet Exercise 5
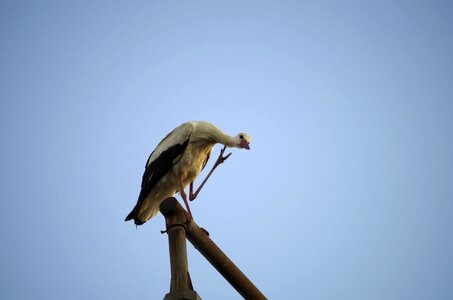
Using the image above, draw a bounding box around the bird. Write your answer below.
[125,121,251,225]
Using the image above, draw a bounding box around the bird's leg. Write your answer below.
[178,175,193,221]
[190,182,195,199]
[189,145,232,201]
[189,182,210,236]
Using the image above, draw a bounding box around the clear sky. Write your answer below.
[1,1,453,299]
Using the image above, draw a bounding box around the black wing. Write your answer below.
[125,137,190,225]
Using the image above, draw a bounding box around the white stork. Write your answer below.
[125,121,251,225]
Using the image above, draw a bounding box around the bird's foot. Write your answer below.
[185,211,194,223]
[216,145,232,166]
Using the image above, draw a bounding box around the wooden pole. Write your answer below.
[160,197,267,300]
[161,198,201,300]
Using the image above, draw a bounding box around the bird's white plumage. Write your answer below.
[146,122,195,167]
[126,121,251,225]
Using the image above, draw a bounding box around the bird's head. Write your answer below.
[234,133,251,150]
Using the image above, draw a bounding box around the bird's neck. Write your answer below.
[196,123,236,147]
[214,131,236,147]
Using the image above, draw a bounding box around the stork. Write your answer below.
[125,121,251,225]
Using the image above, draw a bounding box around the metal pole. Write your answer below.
[160,197,267,300]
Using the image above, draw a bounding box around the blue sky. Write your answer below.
[1,1,453,299]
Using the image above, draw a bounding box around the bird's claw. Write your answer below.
[185,211,193,222]
[218,146,232,164]
[218,152,232,164]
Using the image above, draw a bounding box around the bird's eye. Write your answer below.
[239,134,244,139]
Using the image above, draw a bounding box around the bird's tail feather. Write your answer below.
[124,208,135,222]
[124,207,145,225]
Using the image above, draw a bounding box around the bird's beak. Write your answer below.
[240,140,250,150]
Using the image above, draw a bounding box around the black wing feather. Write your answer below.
[125,137,190,224]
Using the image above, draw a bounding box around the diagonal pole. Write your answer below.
[160,197,267,300]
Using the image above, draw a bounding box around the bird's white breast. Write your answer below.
[173,142,214,187]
